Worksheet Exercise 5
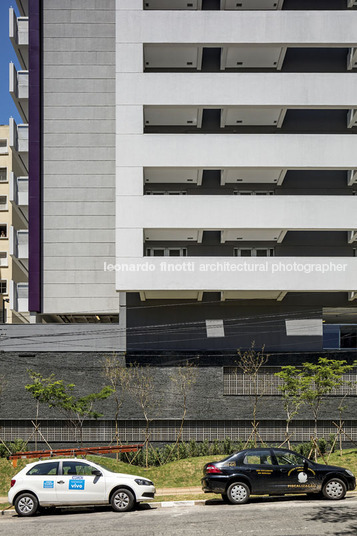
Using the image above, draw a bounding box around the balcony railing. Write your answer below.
[9,281,28,313]
[9,118,28,175]
[9,63,28,123]
[9,227,28,261]
[9,173,28,208]
[9,8,28,70]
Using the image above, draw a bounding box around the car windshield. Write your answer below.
[88,461,115,473]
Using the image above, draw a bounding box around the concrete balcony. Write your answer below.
[9,118,28,175]
[117,196,357,238]
[113,256,357,298]
[9,8,28,70]
[9,63,28,123]
[9,281,28,313]
[9,227,29,274]
[117,10,357,47]
[9,173,28,221]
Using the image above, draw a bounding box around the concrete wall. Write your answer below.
[0,350,356,444]
[0,324,123,352]
[42,0,118,315]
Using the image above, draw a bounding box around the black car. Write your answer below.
[202,447,356,505]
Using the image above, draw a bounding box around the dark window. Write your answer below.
[340,327,357,349]
[27,462,59,476]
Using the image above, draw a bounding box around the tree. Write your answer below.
[102,353,130,453]
[26,370,112,446]
[301,358,356,458]
[236,342,269,446]
[127,364,159,468]
[167,360,198,460]
[274,366,309,448]
[25,371,61,449]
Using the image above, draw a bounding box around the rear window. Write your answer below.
[27,462,59,476]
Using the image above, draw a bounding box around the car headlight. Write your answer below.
[345,470,354,477]
[134,478,153,486]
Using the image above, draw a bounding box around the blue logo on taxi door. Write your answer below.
[69,478,85,490]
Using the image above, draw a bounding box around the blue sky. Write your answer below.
[0,0,21,125]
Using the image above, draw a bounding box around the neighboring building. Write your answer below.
[0,124,29,324]
[2,0,357,446]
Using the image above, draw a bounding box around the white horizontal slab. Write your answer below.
[116,134,357,168]
[116,11,357,46]
[113,257,357,292]
[116,73,357,108]
[116,196,357,231]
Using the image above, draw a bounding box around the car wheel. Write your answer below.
[322,478,346,500]
[227,482,250,505]
[111,488,135,512]
[14,493,38,517]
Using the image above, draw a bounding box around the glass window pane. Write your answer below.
[243,452,273,465]
[27,462,59,476]
[274,450,305,466]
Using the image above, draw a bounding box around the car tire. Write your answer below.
[14,492,39,517]
[226,482,250,505]
[111,488,135,512]
[322,478,347,500]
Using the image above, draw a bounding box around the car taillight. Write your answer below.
[206,464,222,474]
[10,479,16,488]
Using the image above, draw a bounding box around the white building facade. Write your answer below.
[2,0,357,446]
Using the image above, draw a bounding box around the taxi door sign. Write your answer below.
[43,480,54,488]
[69,476,85,490]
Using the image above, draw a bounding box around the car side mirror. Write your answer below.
[92,469,102,476]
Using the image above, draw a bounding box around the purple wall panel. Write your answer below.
[28,0,41,312]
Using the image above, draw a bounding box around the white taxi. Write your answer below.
[8,458,156,516]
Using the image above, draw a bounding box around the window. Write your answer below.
[234,248,274,257]
[0,168,7,182]
[0,280,7,294]
[0,225,7,238]
[0,196,7,211]
[146,191,187,195]
[243,451,273,466]
[146,248,187,257]
[234,190,274,196]
[27,462,59,476]
[340,326,357,349]
[0,252,7,266]
[274,450,305,466]
[62,461,94,476]
[0,139,7,154]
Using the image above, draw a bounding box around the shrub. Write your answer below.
[0,438,27,458]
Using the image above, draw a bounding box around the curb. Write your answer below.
[157,500,206,508]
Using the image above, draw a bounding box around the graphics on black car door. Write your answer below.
[272,449,320,492]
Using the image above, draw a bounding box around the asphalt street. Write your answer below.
[1,495,357,536]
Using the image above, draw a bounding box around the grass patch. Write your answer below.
[318,448,357,474]
[153,494,209,502]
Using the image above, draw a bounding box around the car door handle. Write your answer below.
[57,480,65,484]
